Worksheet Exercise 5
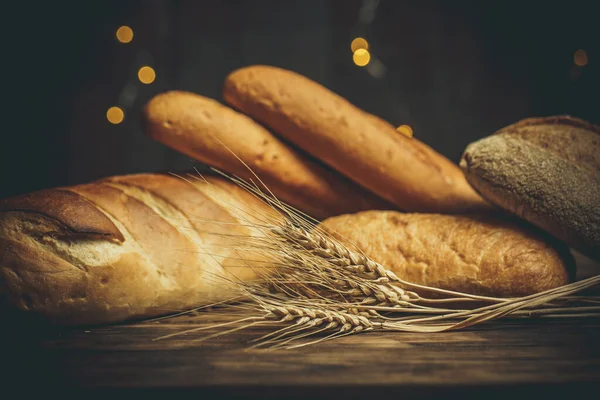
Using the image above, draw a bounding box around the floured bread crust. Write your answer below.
[461,116,600,260]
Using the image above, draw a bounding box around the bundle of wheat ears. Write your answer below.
[154,171,600,350]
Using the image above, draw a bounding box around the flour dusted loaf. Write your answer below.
[223,65,491,214]
[143,91,391,219]
[320,211,574,297]
[0,173,276,325]
[460,116,600,260]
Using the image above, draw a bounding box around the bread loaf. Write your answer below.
[320,211,574,297]
[460,116,600,260]
[223,65,491,214]
[143,91,392,219]
[0,173,276,326]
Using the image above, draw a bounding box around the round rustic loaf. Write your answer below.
[460,116,600,261]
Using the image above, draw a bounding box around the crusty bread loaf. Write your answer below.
[320,211,574,297]
[223,65,491,214]
[460,116,600,261]
[143,91,392,219]
[0,173,276,326]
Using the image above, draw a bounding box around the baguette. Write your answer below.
[223,65,491,214]
[0,173,276,326]
[143,91,392,219]
[460,116,600,260]
[320,211,574,297]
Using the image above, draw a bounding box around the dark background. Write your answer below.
[2,0,599,199]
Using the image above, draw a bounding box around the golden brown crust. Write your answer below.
[100,173,278,281]
[65,182,202,280]
[100,173,239,236]
[142,91,392,219]
[0,189,123,241]
[461,116,600,260]
[0,173,275,325]
[223,65,491,214]
[0,233,162,325]
[320,211,574,297]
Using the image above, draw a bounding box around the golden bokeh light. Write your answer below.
[396,125,413,138]
[351,37,369,52]
[574,49,588,67]
[106,106,124,124]
[116,26,134,43]
[138,66,156,84]
[353,49,371,67]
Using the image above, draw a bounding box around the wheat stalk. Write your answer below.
[272,220,511,304]
[179,214,600,348]
[154,171,600,349]
[251,303,378,349]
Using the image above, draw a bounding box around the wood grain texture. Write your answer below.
[3,309,600,399]
[2,257,598,398]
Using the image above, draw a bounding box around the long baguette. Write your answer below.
[143,91,393,220]
[0,173,576,326]
[0,173,275,325]
[223,65,491,214]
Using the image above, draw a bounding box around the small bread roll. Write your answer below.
[320,211,575,297]
[460,116,600,260]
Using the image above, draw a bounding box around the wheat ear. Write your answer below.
[155,172,600,349]
[273,220,509,305]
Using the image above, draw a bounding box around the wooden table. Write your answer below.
[3,312,600,400]
[4,253,599,399]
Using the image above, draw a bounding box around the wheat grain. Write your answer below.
[153,171,600,348]
[247,303,381,349]
[271,220,508,305]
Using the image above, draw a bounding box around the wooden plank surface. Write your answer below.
[3,310,600,399]
[3,253,599,399]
